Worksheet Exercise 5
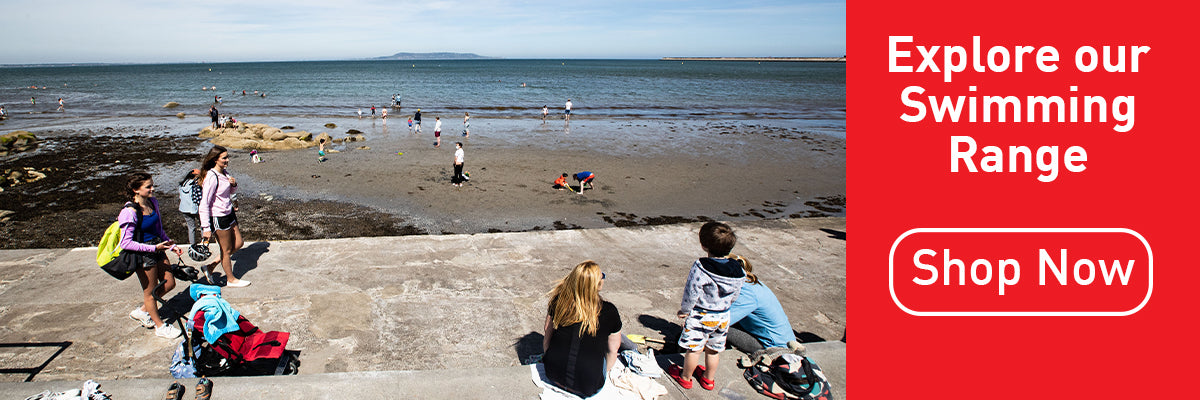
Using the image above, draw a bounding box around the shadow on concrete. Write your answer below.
[514,331,545,364]
[819,228,846,241]
[637,314,683,354]
[0,341,71,382]
[159,286,198,326]
[796,331,827,343]
[232,241,270,278]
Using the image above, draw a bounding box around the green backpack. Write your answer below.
[97,203,141,279]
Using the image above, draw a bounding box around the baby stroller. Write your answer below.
[164,278,300,377]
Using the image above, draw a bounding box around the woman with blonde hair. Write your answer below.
[542,261,623,398]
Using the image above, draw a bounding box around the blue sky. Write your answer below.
[0,0,844,64]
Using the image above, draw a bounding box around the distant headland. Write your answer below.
[371,52,499,60]
[661,57,845,62]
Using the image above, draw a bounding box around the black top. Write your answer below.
[544,300,622,397]
[414,110,422,121]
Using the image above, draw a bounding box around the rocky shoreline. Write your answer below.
[0,118,846,249]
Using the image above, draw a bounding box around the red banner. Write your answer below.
[848,1,1195,397]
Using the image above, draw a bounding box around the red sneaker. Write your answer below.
[667,365,693,389]
[693,365,715,390]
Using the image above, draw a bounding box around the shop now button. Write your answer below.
[889,228,1153,316]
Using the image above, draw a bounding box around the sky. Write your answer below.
[0,0,844,64]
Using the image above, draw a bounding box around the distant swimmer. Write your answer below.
[242,90,246,95]
[521,83,527,87]
[260,92,266,97]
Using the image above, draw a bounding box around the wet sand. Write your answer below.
[0,116,844,248]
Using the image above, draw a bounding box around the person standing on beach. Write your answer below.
[382,108,388,120]
[31,97,36,105]
[199,146,249,288]
[565,99,572,123]
[209,106,219,129]
[357,108,363,119]
[57,98,64,111]
[451,142,466,187]
[118,172,184,339]
[1,105,7,118]
[371,105,376,117]
[434,117,443,147]
[542,105,549,123]
[414,109,423,133]
[463,112,470,138]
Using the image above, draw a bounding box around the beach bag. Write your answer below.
[188,178,203,207]
[191,310,299,376]
[97,203,141,280]
[743,353,834,400]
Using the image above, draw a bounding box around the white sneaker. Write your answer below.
[129,308,153,328]
[155,323,182,339]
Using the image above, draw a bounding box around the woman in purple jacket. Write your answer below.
[120,172,184,338]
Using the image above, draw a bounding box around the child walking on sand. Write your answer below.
[668,221,746,391]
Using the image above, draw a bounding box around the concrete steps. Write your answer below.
[0,342,844,399]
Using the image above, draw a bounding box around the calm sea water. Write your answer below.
[0,60,843,126]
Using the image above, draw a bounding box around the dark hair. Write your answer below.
[699,221,736,257]
[124,172,153,202]
[455,142,463,148]
[178,169,199,187]
[561,173,568,177]
[199,145,227,183]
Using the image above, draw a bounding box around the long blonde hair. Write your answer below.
[547,261,604,336]
[731,254,758,285]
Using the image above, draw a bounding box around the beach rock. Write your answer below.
[346,129,363,135]
[314,132,332,144]
[176,112,186,118]
[324,123,337,129]
[358,146,371,150]
[199,123,320,151]
[0,210,14,222]
[163,102,181,108]
[1,167,50,188]
[1,131,38,156]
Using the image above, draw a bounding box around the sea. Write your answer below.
[0,59,844,135]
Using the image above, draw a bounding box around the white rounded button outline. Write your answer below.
[889,228,1153,316]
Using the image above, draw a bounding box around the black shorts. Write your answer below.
[212,212,237,231]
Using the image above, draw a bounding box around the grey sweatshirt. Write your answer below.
[678,257,747,314]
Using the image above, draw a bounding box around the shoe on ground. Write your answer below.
[667,364,693,389]
[788,340,807,354]
[225,279,251,288]
[163,381,184,400]
[692,365,715,390]
[155,323,182,339]
[201,265,214,284]
[129,308,154,328]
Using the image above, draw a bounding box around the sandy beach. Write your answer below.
[0,115,844,248]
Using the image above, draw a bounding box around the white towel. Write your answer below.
[530,364,660,400]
